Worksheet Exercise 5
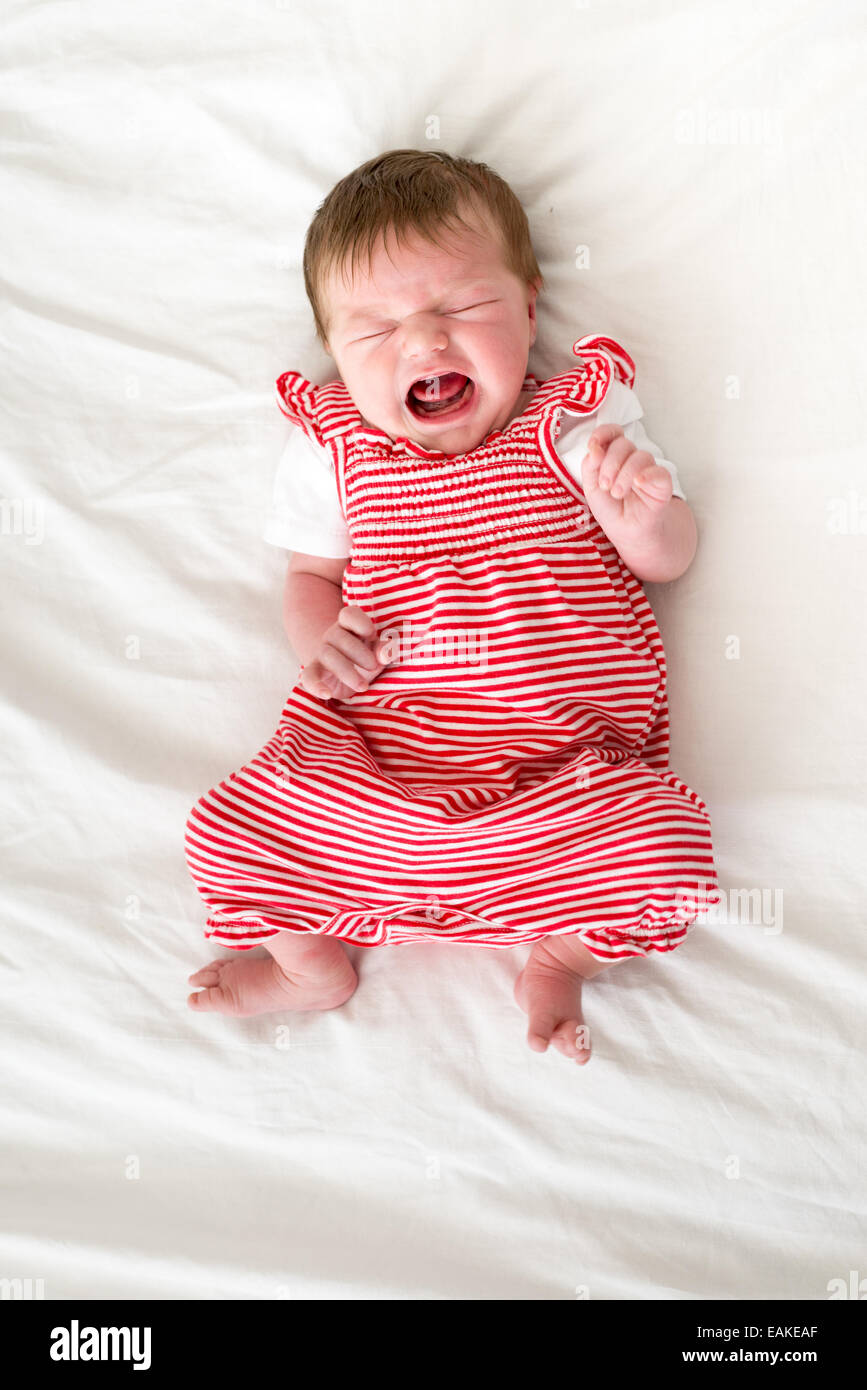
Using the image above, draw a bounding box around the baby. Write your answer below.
[184,149,719,1065]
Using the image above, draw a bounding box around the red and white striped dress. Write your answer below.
[184,335,718,961]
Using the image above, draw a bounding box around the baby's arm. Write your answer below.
[283,552,348,665]
[284,552,386,700]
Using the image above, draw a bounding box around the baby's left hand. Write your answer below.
[582,424,673,529]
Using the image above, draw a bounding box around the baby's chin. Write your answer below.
[394,415,490,455]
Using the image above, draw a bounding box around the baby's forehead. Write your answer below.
[328,217,504,299]
[337,265,494,305]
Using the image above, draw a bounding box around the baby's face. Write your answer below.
[322,212,540,455]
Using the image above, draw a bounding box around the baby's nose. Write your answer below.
[401,317,449,354]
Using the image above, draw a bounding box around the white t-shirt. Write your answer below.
[262,377,686,557]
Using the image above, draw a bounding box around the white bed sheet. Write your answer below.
[2,0,865,1301]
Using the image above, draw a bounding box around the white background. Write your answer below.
[1,0,865,1300]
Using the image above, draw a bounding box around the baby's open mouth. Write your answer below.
[405,372,474,420]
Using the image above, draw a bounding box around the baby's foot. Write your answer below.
[513,936,595,1064]
[187,937,357,1018]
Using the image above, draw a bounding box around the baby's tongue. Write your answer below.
[410,371,468,404]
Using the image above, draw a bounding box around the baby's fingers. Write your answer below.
[587,425,624,455]
[631,462,674,502]
[304,668,358,702]
[338,604,379,643]
[334,628,380,674]
[320,641,375,693]
[583,426,625,490]
[607,453,647,499]
[299,661,335,700]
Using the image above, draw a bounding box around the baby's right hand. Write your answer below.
[299,605,389,702]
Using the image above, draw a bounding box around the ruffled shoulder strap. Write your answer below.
[572,334,636,389]
[275,371,363,450]
[525,334,636,425]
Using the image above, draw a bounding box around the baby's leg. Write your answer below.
[187,929,358,1018]
[513,933,622,1065]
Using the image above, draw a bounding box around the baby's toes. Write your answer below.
[187,960,225,987]
[187,960,234,1011]
[187,983,228,1012]
[551,1018,592,1064]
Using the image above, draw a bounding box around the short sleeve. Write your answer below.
[262,428,352,556]
[555,378,687,501]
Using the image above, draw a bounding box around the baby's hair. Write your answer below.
[302,148,544,349]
